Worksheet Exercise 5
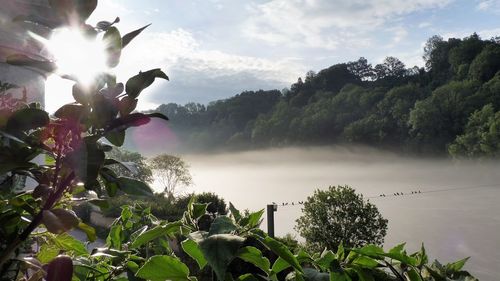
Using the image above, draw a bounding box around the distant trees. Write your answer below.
[149,154,193,199]
[150,33,500,157]
[296,185,388,251]
[449,104,500,157]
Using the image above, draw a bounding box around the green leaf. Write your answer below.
[209,216,237,236]
[406,268,423,281]
[246,209,264,228]
[303,268,329,281]
[88,199,109,210]
[37,244,59,263]
[354,268,374,281]
[446,257,469,272]
[192,203,208,220]
[315,250,336,271]
[131,221,182,249]
[272,257,291,275]
[52,233,88,256]
[78,222,96,242]
[105,129,125,146]
[199,234,245,281]
[107,225,123,249]
[352,256,378,269]
[6,108,49,135]
[136,255,190,281]
[351,245,384,258]
[237,274,259,281]
[260,236,303,274]
[116,177,154,197]
[103,26,122,68]
[126,69,169,99]
[147,112,169,121]
[229,202,242,222]
[181,239,207,269]
[122,24,151,49]
[237,246,271,274]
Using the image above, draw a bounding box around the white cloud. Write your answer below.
[243,0,453,49]
[418,21,432,28]
[116,29,305,109]
[476,0,500,13]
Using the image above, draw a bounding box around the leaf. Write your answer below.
[136,255,190,281]
[354,268,374,281]
[208,216,237,236]
[6,54,56,72]
[446,257,469,272]
[96,17,120,31]
[103,27,122,68]
[54,104,87,121]
[52,233,88,256]
[272,257,291,275]
[352,256,379,269]
[351,245,384,258]
[122,24,151,49]
[192,203,209,220]
[237,246,271,274]
[260,236,303,274]
[42,209,79,234]
[229,202,242,222]
[78,222,96,242]
[6,108,49,135]
[116,177,154,197]
[237,274,259,281]
[37,244,59,263]
[246,209,264,228]
[88,199,110,210]
[181,239,207,269]
[315,250,336,271]
[119,96,138,116]
[106,113,151,133]
[105,130,126,146]
[198,234,245,281]
[147,112,169,121]
[303,268,329,281]
[107,225,123,249]
[406,268,423,281]
[104,159,138,174]
[126,69,169,99]
[131,221,182,249]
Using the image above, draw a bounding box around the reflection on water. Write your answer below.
[153,146,500,280]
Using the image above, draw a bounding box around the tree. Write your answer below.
[149,154,193,198]
[106,147,153,183]
[449,104,500,157]
[347,57,374,80]
[295,185,387,251]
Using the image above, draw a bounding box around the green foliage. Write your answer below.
[296,185,388,252]
[106,147,153,183]
[449,104,500,157]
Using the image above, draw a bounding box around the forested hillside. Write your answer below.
[149,34,500,156]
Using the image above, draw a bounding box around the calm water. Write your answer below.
[153,147,500,280]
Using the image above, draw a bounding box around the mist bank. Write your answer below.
[164,146,500,280]
[136,34,500,158]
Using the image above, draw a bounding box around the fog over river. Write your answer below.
[152,146,500,280]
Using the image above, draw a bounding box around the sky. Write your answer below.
[45,0,500,112]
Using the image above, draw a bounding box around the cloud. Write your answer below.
[117,29,305,109]
[476,0,500,13]
[243,0,453,49]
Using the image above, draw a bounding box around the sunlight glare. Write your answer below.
[46,28,108,85]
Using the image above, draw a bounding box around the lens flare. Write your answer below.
[46,28,108,85]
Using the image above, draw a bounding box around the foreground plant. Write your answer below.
[0,0,168,278]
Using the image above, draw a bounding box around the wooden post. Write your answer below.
[267,204,277,238]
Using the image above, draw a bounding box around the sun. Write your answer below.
[46,28,108,86]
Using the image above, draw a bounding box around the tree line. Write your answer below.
[149,33,500,157]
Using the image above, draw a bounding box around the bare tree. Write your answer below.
[149,154,193,199]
